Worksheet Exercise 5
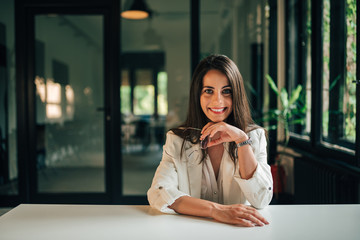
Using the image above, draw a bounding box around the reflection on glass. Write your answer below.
[0,0,18,196]
[46,79,61,104]
[35,15,105,193]
[46,104,62,119]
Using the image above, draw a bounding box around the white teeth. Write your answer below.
[211,108,224,112]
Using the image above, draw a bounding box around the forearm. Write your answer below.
[169,195,269,226]
[169,196,219,218]
[236,144,258,179]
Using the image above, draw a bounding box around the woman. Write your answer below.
[147,54,273,227]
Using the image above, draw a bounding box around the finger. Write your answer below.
[245,207,269,224]
[205,123,225,138]
[240,213,266,227]
[200,124,217,140]
[233,218,255,227]
[243,208,269,225]
[206,137,224,147]
[201,122,215,134]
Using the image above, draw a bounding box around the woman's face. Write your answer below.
[200,69,233,122]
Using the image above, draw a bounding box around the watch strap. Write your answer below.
[236,137,252,147]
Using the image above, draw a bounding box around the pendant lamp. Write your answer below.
[121,0,152,20]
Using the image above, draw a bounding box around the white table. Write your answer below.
[0,204,359,240]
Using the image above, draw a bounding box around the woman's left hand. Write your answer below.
[200,122,248,148]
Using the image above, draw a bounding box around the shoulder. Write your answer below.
[164,131,200,161]
[247,127,267,150]
[165,130,184,143]
[248,127,265,138]
[163,131,186,158]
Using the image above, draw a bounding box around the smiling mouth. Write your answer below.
[210,107,227,113]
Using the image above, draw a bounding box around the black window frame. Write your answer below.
[286,0,360,167]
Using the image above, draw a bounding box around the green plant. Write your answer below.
[263,74,306,147]
[263,74,307,198]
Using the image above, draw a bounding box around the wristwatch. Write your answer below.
[236,137,252,147]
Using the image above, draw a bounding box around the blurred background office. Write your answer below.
[0,0,359,208]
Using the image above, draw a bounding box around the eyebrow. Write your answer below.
[202,85,232,89]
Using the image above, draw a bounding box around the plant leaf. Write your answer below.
[266,74,279,96]
[280,88,289,109]
[288,118,305,125]
[329,75,341,91]
[289,85,303,106]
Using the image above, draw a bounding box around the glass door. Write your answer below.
[34,15,105,193]
[16,0,120,204]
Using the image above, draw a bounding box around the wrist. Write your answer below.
[209,202,222,219]
[236,137,252,148]
[235,136,249,145]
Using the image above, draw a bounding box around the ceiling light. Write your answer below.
[121,0,152,20]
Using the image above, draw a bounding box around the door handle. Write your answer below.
[96,107,111,121]
[96,107,107,112]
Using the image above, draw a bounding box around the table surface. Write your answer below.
[0,204,359,240]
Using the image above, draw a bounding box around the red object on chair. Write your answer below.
[271,164,286,194]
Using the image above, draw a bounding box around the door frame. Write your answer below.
[15,0,121,204]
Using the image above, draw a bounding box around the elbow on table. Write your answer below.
[248,189,273,209]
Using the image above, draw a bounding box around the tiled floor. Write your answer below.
[0,144,162,197]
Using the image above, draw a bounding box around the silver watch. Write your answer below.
[236,137,252,147]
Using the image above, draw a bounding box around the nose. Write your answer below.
[212,91,223,104]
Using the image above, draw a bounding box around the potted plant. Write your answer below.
[263,74,306,199]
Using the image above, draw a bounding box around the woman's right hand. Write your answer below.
[210,204,269,227]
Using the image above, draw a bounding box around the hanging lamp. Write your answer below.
[121,0,152,20]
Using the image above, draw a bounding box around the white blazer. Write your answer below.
[147,128,273,214]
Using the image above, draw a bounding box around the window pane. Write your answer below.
[157,71,168,116]
[121,70,131,115]
[322,0,356,149]
[287,0,311,137]
[322,0,331,140]
[304,0,312,136]
[344,0,356,143]
[134,69,154,115]
[0,0,18,196]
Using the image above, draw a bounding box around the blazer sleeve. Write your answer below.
[233,128,273,209]
[147,132,190,214]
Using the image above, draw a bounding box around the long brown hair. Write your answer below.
[172,54,258,162]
